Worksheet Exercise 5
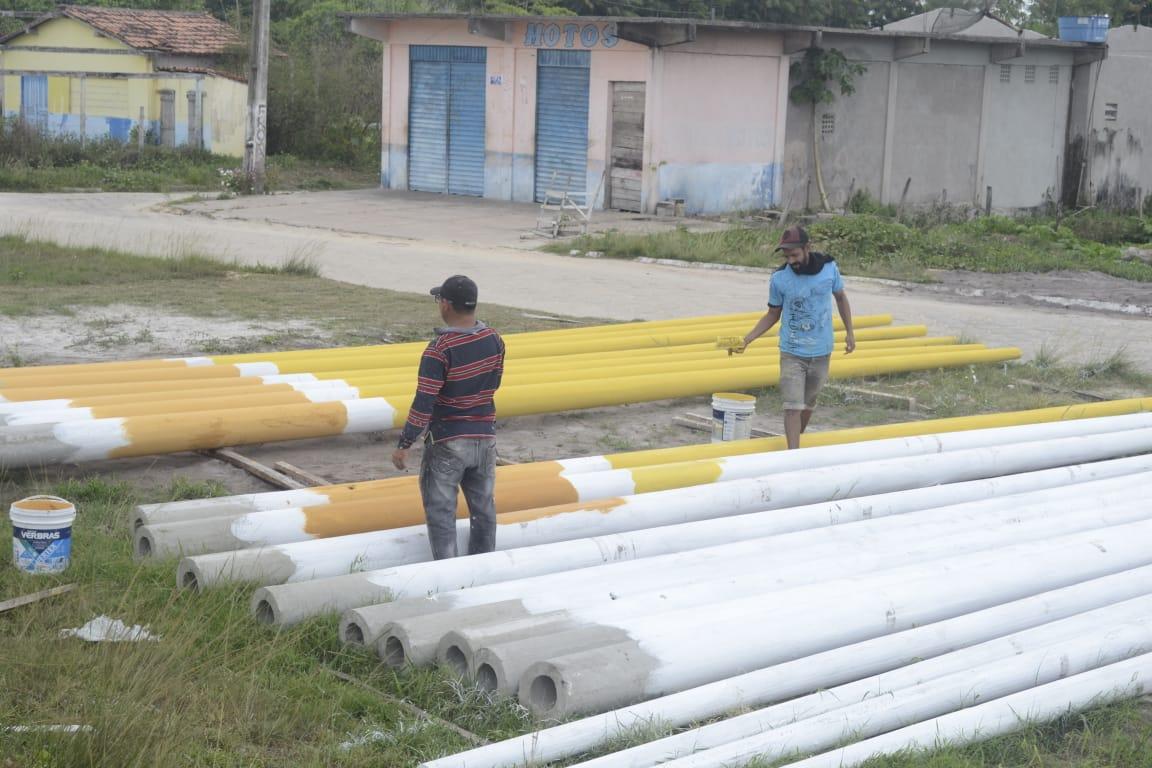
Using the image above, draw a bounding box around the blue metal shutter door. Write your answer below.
[535,50,590,202]
[409,47,450,193]
[447,47,486,197]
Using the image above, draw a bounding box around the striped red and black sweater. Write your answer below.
[397,322,506,449]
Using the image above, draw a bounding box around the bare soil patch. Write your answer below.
[914,269,1152,317]
[0,304,330,367]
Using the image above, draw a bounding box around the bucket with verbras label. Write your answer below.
[711,392,757,442]
[10,495,76,575]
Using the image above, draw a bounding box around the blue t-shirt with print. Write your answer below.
[768,255,844,357]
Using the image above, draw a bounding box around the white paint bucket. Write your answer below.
[711,392,756,442]
[10,496,76,574]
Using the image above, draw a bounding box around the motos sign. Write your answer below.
[523,22,619,48]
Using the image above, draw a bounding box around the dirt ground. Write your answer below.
[1,188,1149,495]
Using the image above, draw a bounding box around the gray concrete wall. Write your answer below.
[782,57,890,211]
[782,36,892,211]
[890,60,984,206]
[784,34,1081,211]
[1075,25,1152,209]
[983,61,1072,208]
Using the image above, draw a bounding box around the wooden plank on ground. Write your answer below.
[1015,378,1107,402]
[272,461,331,487]
[521,313,582,324]
[0,583,77,614]
[200,448,305,490]
[825,385,917,410]
[676,412,782,438]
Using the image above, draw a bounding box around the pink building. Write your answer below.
[347,15,790,214]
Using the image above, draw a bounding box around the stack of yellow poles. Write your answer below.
[0,312,1020,468]
[0,348,1019,468]
[1,335,973,425]
[0,315,902,421]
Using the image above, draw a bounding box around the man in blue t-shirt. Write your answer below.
[742,226,856,449]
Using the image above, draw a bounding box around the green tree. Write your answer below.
[789,46,865,211]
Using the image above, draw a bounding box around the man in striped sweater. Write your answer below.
[392,275,506,559]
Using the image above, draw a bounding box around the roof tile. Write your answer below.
[61,5,243,55]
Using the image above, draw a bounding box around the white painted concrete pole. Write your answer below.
[641,619,1152,768]
[377,483,1147,670]
[776,654,1152,768]
[142,414,1152,555]
[0,397,400,467]
[2,384,362,426]
[177,428,1152,590]
[405,427,1152,570]
[519,518,1152,717]
[254,455,1152,626]
[417,566,1152,768]
[133,409,1152,527]
[376,488,1149,672]
[461,498,1152,693]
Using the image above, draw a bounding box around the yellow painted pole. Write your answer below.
[18,345,985,424]
[247,395,1152,540]
[0,375,291,403]
[3,347,1021,467]
[138,396,1152,532]
[294,327,933,384]
[8,336,958,414]
[4,340,967,423]
[0,314,897,387]
[0,324,923,401]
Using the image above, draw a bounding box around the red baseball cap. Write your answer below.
[774,226,810,251]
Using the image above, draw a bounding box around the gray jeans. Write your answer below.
[419,438,498,560]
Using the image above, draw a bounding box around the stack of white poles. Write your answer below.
[174,413,1152,590]
[295,415,1152,768]
[418,566,1152,768]
[141,412,1152,560]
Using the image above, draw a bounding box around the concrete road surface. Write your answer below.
[1,189,1149,371]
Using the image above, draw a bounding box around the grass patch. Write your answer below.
[746,696,1152,767]
[0,123,376,194]
[0,475,531,768]
[810,350,1152,425]
[0,234,599,354]
[549,212,1152,283]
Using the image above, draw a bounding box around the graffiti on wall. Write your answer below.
[524,22,619,49]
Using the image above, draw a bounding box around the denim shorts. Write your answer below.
[779,352,831,411]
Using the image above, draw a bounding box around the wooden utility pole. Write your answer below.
[242,0,270,193]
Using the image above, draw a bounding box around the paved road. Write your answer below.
[2,189,1150,370]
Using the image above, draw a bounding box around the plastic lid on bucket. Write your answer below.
[712,393,756,403]
[10,496,77,528]
[12,495,74,512]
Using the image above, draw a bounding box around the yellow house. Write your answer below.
[0,5,248,156]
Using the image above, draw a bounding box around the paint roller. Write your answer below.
[716,336,746,356]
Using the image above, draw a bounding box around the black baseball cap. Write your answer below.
[430,275,478,309]
[774,225,810,251]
